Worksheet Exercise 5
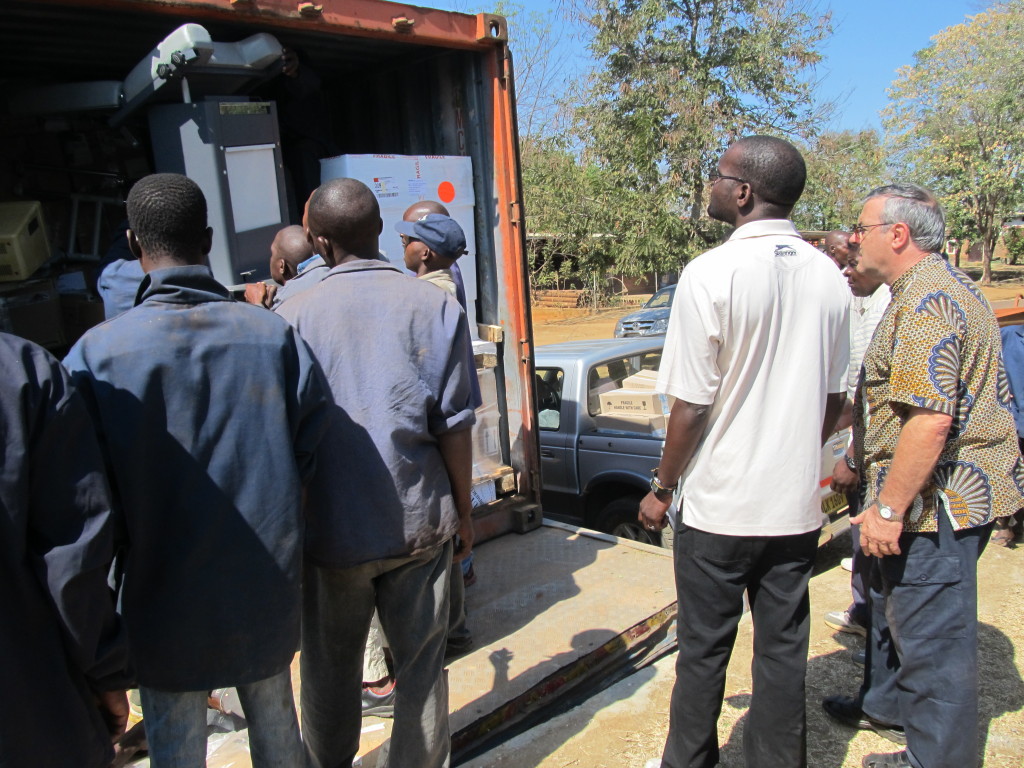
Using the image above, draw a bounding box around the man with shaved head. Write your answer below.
[824,229,853,270]
[269,224,315,286]
[277,178,476,768]
[641,136,850,768]
[269,224,328,310]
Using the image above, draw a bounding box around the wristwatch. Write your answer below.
[844,453,857,472]
[650,471,677,501]
[876,503,904,523]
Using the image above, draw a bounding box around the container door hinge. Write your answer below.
[500,48,513,86]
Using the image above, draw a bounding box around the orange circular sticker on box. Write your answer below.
[437,181,456,204]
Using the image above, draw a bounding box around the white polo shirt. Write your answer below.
[657,219,850,536]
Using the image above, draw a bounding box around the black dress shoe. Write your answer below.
[862,750,911,767]
[822,695,906,745]
[361,682,396,718]
[445,634,474,662]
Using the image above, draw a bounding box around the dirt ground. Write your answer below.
[517,275,1024,768]
[468,533,1024,768]
[532,270,1024,348]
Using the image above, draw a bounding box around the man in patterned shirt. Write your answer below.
[823,184,1022,768]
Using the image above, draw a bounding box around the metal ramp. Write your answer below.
[125,522,677,767]
[358,522,677,765]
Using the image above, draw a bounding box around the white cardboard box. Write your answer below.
[320,154,479,338]
[621,369,660,390]
[594,412,667,437]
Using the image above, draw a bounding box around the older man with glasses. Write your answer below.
[822,183,1022,768]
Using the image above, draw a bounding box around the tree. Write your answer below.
[495,2,579,139]
[520,135,619,289]
[574,0,831,276]
[885,2,1024,285]
[793,129,888,232]
[1003,227,1024,266]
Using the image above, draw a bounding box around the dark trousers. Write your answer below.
[301,541,453,768]
[859,513,990,768]
[660,523,820,768]
[847,494,874,627]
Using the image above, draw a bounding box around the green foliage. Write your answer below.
[792,129,888,231]
[884,2,1024,285]
[521,135,620,287]
[1003,227,1024,266]
[575,0,831,275]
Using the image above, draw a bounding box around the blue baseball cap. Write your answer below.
[394,213,467,260]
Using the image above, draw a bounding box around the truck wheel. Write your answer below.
[596,497,665,547]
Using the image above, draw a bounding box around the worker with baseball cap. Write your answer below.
[395,213,467,295]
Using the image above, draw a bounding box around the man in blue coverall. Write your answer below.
[65,173,331,767]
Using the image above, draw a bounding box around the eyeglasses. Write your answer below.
[850,222,890,238]
[709,173,748,186]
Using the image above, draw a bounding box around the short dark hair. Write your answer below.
[733,135,806,209]
[127,174,208,256]
[308,178,380,252]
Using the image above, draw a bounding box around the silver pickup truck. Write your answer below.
[535,337,851,546]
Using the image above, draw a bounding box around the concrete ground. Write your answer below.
[465,531,1024,768]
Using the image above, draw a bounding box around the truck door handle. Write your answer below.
[540,450,555,458]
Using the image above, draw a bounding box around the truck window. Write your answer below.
[535,368,563,430]
[587,351,663,416]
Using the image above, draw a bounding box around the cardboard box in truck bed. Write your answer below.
[599,388,671,415]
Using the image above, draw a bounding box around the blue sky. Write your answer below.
[419,0,986,133]
[822,0,984,131]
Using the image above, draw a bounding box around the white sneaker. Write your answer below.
[645,760,663,768]
[841,557,853,572]
[824,609,867,637]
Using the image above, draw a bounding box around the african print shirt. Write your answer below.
[854,253,1023,532]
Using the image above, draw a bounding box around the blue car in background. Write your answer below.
[613,284,676,338]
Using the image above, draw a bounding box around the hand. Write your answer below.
[638,492,671,532]
[96,690,129,743]
[850,503,903,558]
[243,282,276,308]
[830,457,859,494]
[281,48,300,77]
[453,515,474,563]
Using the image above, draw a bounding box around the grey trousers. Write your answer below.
[301,541,452,768]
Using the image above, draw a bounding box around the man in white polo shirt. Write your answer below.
[640,135,850,768]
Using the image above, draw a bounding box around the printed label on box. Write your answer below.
[598,388,669,415]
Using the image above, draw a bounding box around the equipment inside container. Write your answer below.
[0,0,493,339]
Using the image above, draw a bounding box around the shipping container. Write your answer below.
[0,3,678,761]
[0,0,543,536]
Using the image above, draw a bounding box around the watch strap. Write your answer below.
[876,503,904,523]
[650,472,676,500]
